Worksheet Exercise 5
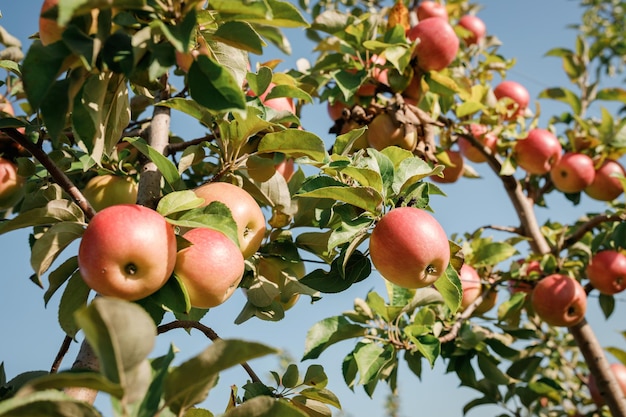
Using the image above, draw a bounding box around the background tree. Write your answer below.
[0,1,625,416]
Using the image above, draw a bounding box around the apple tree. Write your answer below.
[1,0,626,416]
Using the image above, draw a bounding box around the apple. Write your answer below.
[246,154,295,183]
[257,256,306,310]
[458,15,487,45]
[369,207,450,288]
[549,152,595,193]
[588,362,626,407]
[0,157,25,209]
[367,113,417,151]
[459,264,498,314]
[493,80,530,119]
[514,128,562,175]
[416,1,448,21]
[357,55,390,97]
[407,17,459,71]
[175,38,210,73]
[250,82,296,115]
[458,124,498,163]
[39,0,65,46]
[275,157,295,182]
[82,174,139,212]
[584,159,625,201]
[431,149,464,183]
[530,274,587,327]
[508,259,541,294]
[193,182,266,259]
[327,100,348,121]
[174,227,245,308]
[78,204,177,301]
[402,71,422,101]
[586,250,626,295]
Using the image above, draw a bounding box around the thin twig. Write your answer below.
[50,335,73,373]
[157,320,262,384]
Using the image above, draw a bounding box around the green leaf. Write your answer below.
[74,297,156,386]
[299,250,371,294]
[157,98,214,127]
[538,87,582,115]
[411,335,440,368]
[0,199,85,235]
[44,256,79,306]
[433,264,462,313]
[282,364,300,389]
[599,293,615,319]
[596,87,626,104]
[124,137,182,189]
[156,190,205,217]
[497,292,527,322]
[472,242,518,267]
[477,353,514,385]
[58,271,91,339]
[290,396,332,417]
[188,55,246,113]
[258,130,328,162]
[0,389,103,417]
[16,371,123,399]
[174,201,240,248]
[163,339,277,414]
[353,342,394,385]
[214,22,265,55]
[40,79,71,141]
[246,67,273,97]
[298,388,341,409]
[136,345,177,417]
[296,184,382,213]
[221,396,308,417]
[393,156,437,195]
[22,41,72,111]
[302,364,328,388]
[31,222,85,277]
[303,316,366,360]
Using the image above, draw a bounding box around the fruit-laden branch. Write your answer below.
[569,319,626,416]
[1,128,97,220]
[438,285,497,344]
[157,320,262,384]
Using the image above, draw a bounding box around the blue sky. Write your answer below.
[1,1,625,416]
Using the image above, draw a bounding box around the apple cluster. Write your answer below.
[77,182,268,310]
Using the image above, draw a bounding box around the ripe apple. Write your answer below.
[531,274,587,327]
[588,362,626,407]
[174,227,245,308]
[327,100,348,121]
[193,182,266,259]
[39,0,65,46]
[257,256,306,310]
[407,17,459,71]
[367,113,417,151]
[431,149,464,183]
[369,207,450,288]
[549,152,595,193]
[493,80,530,119]
[459,264,497,314]
[586,250,626,295]
[416,1,448,21]
[78,204,177,301]
[458,15,487,45]
[0,157,25,209]
[250,82,296,114]
[584,159,625,201]
[82,174,139,212]
[514,128,562,175]
[275,157,295,182]
[175,37,210,73]
[458,124,498,163]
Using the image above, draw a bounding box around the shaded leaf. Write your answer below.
[303,316,366,360]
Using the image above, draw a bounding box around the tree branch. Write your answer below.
[562,212,626,250]
[157,320,262,384]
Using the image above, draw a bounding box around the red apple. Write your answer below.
[458,15,487,45]
[459,264,497,314]
[588,363,626,407]
[550,152,596,193]
[327,100,348,121]
[39,0,64,46]
[194,182,266,259]
[531,274,587,327]
[252,82,296,114]
[508,259,541,294]
[367,113,417,151]
[416,1,448,21]
[431,149,464,183]
[514,128,562,175]
[82,174,139,212]
[407,17,459,71]
[78,204,177,301]
[584,159,625,201]
[174,228,245,308]
[458,124,498,163]
[587,250,626,295]
[275,157,295,182]
[493,80,530,119]
[369,207,450,288]
[0,157,25,209]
